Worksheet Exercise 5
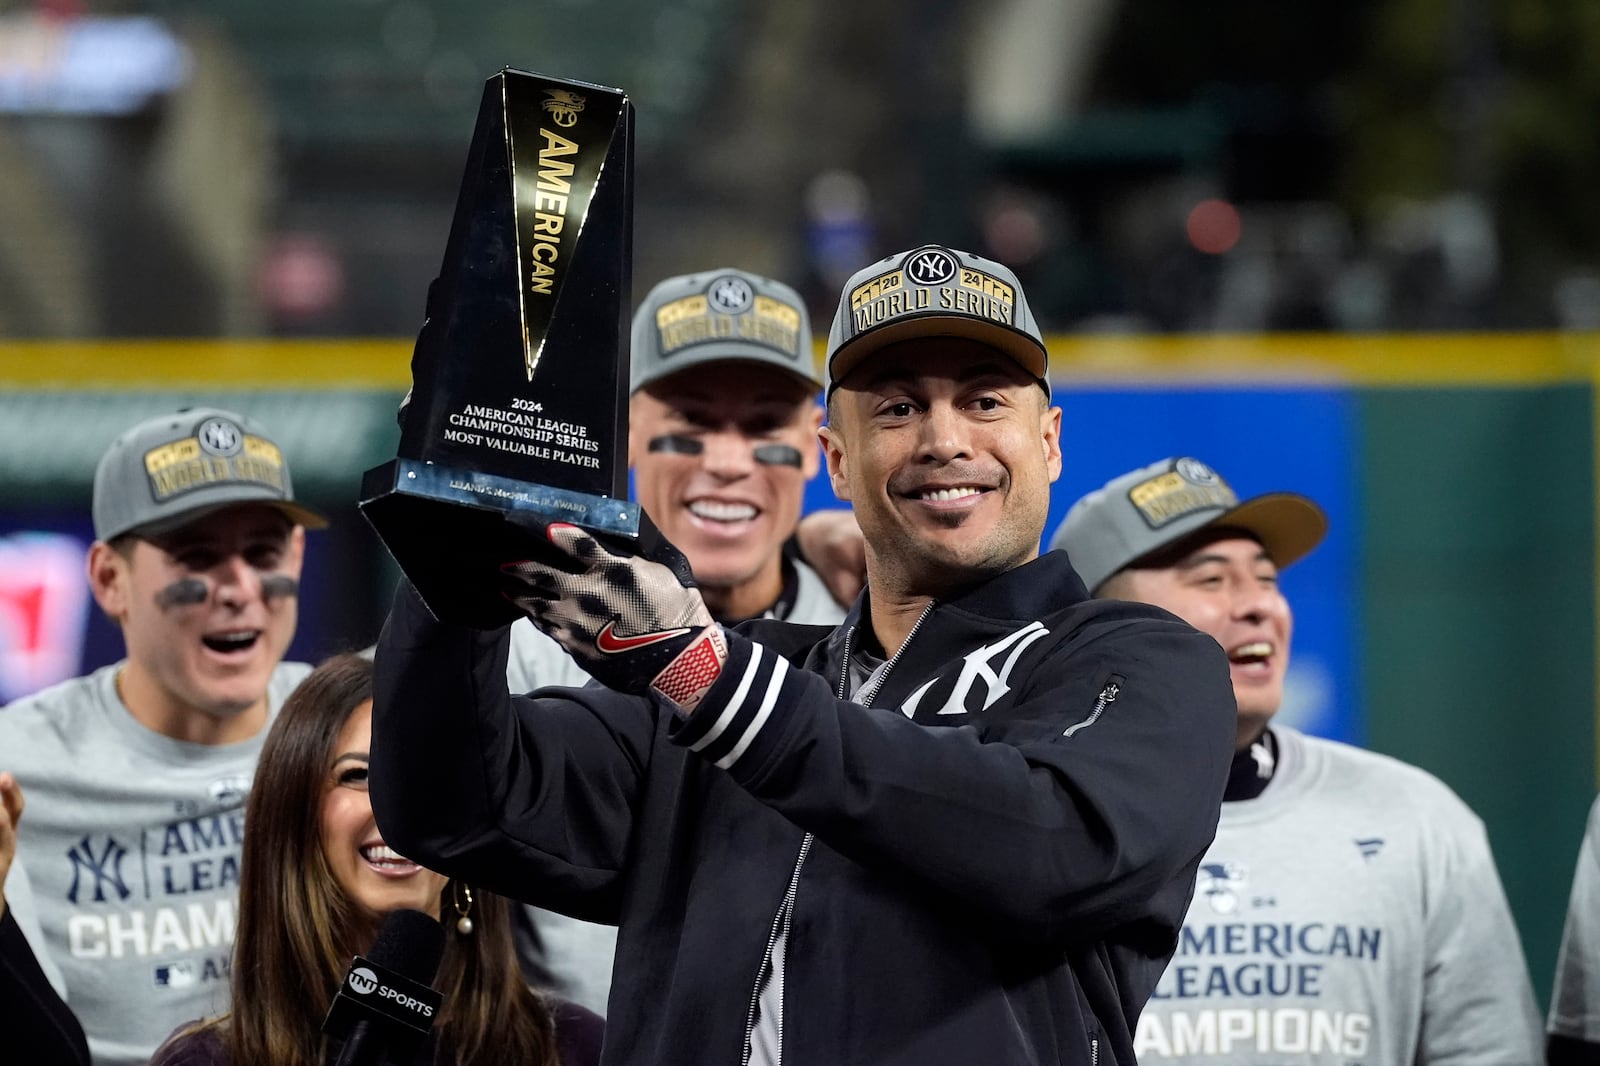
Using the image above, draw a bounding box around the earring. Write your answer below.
[452,881,475,936]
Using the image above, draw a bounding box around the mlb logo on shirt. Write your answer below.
[154,961,196,989]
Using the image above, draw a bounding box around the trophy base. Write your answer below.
[360,458,642,629]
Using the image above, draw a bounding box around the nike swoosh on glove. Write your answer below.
[499,518,727,713]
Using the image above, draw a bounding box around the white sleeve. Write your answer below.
[1551,795,1600,1041]
[505,617,594,694]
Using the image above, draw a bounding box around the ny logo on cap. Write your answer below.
[906,248,957,286]
[1175,457,1222,486]
[708,275,754,314]
[197,418,243,457]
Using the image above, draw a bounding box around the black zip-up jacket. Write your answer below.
[3,904,90,1066]
[371,551,1235,1066]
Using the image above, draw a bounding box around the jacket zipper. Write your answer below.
[741,831,815,1066]
[835,625,855,703]
[741,605,935,1063]
[852,603,933,705]
[1063,678,1120,737]
[1068,681,1115,1066]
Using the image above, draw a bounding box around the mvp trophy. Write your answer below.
[361,69,637,627]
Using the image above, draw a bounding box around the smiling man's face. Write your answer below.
[90,504,303,740]
[820,337,1061,601]
[629,362,821,619]
[1101,532,1293,749]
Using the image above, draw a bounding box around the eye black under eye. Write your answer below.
[752,444,804,468]
[648,434,703,456]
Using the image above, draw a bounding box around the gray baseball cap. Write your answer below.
[630,268,820,394]
[1050,456,1327,593]
[93,407,327,542]
[824,244,1048,397]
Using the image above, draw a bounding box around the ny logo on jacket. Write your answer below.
[898,621,1051,719]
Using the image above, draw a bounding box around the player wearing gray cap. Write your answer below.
[503,268,846,1012]
[0,408,322,1066]
[371,244,1237,1066]
[506,267,840,693]
[1052,456,1542,1065]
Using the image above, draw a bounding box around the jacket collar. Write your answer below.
[823,550,1091,668]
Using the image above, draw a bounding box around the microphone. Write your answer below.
[322,908,446,1066]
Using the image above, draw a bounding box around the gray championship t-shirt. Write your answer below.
[0,660,310,1066]
[1133,726,1543,1065]
[505,558,845,1015]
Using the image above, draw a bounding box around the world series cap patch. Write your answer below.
[1126,459,1238,529]
[847,246,1017,339]
[653,276,803,361]
[142,418,288,504]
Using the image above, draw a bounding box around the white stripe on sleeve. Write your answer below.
[715,656,789,770]
[688,644,764,753]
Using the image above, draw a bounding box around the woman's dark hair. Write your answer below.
[208,653,558,1066]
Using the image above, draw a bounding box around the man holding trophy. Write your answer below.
[363,70,1234,1065]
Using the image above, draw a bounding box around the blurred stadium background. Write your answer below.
[1,0,1596,1010]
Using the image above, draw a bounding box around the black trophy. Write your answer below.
[361,69,637,628]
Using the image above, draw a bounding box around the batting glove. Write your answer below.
[499,517,727,712]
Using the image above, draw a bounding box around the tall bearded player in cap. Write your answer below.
[0,408,322,1066]
[370,245,1237,1065]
